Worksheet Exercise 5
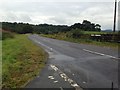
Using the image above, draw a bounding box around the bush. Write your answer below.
[71,29,84,38]
[2,31,14,40]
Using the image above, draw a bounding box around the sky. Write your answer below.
[0,0,119,30]
[118,1,120,30]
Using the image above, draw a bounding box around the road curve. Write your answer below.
[26,34,119,89]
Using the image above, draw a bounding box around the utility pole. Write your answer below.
[113,0,117,32]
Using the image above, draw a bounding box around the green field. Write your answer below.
[2,34,47,88]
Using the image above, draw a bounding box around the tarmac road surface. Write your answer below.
[26,34,119,90]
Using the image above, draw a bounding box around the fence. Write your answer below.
[90,34,120,43]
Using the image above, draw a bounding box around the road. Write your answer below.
[26,34,119,89]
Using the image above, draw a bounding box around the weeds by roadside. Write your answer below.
[41,33,119,49]
[2,34,48,88]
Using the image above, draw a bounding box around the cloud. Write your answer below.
[0,0,116,30]
[0,11,31,23]
[0,0,116,3]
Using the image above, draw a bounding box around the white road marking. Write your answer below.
[60,87,63,90]
[34,40,53,52]
[48,76,54,80]
[50,48,53,52]
[33,39,60,54]
[60,73,68,81]
[50,65,59,71]
[54,80,58,83]
[50,64,83,90]
[83,81,86,84]
[83,49,119,60]
[72,83,79,87]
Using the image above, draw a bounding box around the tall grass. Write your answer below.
[2,34,47,88]
[41,32,119,48]
[2,30,14,40]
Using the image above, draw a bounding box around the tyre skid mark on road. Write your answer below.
[50,64,83,90]
[83,49,119,60]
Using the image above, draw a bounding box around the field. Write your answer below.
[2,34,47,88]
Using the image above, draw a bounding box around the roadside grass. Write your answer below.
[2,34,48,88]
[2,30,14,40]
[0,40,2,89]
[41,33,119,49]
[81,31,118,34]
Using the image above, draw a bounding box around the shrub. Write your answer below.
[2,30,14,40]
[71,29,84,38]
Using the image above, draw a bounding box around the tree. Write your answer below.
[2,21,101,34]
[95,24,101,31]
[20,25,33,34]
[82,20,92,31]
[82,20,91,25]
[90,23,96,31]
[70,23,82,29]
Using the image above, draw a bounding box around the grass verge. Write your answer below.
[41,33,119,49]
[0,40,2,89]
[2,34,48,88]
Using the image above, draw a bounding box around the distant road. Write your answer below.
[26,34,119,89]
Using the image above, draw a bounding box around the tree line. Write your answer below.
[1,20,101,34]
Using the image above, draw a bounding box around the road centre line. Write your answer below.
[33,38,60,54]
[83,49,119,60]
[34,39,52,50]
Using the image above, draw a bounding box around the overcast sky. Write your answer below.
[0,0,119,30]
